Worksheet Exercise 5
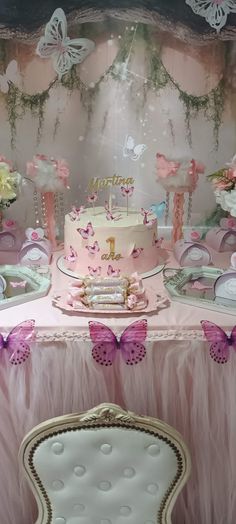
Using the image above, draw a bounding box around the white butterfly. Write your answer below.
[36,8,95,79]
[123,135,147,161]
[0,60,19,93]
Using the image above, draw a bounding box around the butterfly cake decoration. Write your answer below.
[89,319,147,366]
[36,8,95,78]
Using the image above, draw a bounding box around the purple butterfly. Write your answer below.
[0,320,35,365]
[89,319,147,366]
[201,320,236,364]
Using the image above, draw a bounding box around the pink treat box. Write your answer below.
[174,239,212,267]
[206,218,236,253]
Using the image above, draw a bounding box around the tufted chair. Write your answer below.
[20,403,191,524]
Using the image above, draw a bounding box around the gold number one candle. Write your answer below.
[106,236,115,255]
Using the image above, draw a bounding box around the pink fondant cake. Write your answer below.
[64,206,159,276]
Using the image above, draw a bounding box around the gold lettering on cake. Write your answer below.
[101,236,123,261]
[88,175,134,192]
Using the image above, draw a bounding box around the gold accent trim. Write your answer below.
[20,403,191,524]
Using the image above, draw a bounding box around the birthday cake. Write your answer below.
[64,206,159,277]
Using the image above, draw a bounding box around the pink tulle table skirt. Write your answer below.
[0,337,235,524]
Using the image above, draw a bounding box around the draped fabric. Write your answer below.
[0,338,235,524]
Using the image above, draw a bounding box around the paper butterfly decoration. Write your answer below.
[152,235,164,248]
[26,227,45,242]
[64,245,78,262]
[10,281,27,288]
[121,186,134,197]
[201,320,236,364]
[69,205,85,221]
[87,192,98,204]
[141,208,151,225]
[86,241,100,254]
[123,135,147,161]
[89,319,147,366]
[0,60,19,93]
[104,201,121,221]
[150,201,166,218]
[0,320,35,365]
[156,153,180,179]
[77,222,94,239]
[186,0,236,33]
[88,266,101,276]
[107,265,120,277]
[36,8,95,79]
[132,246,143,258]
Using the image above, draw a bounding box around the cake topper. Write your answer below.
[69,205,85,221]
[87,192,98,216]
[104,201,121,221]
[120,184,134,216]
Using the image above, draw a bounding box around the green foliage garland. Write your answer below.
[0,23,227,150]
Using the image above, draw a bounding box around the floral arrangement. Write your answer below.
[26,154,69,192]
[208,155,236,217]
[0,156,21,211]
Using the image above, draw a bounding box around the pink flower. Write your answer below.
[31,231,39,240]
[56,159,70,182]
[190,230,201,241]
[226,218,236,229]
[2,219,17,230]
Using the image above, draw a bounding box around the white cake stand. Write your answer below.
[56,255,165,280]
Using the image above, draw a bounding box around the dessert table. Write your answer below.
[0,249,235,524]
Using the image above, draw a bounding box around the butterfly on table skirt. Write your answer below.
[201,320,236,364]
[0,320,36,365]
[123,135,147,161]
[89,319,147,366]
[36,8,95,79]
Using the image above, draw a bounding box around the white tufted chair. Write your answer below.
[20,403,191,524]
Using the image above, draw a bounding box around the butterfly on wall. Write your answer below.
[88,266,101,276]
[36,8,95,79]
[0,320,35,365]
[77,222,94,239]
[0,60,19,93]
[86,241,100,255]
[201,320,236,364]
[89,319,147,366]
[123,135,147,161]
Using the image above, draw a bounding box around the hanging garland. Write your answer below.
[0,23,226,150]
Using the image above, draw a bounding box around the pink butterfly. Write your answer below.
[77,222,94,239]
[69,205,85,221]
[85,241,100,254]
[121,186,134,197]
[201,320,236,364]
[152,235,164,248]
[89,319,147,366]
[64,245,78,262]
[104,202,121,221]
[10,280,27,288]
[140,208,151,225]
[88,266,101,276]
[87,192,98,204]
[191,281,213,291]
[0,320,35,365]
[156,153,180,179]
[107,265,120,277]
[132,246,143,258]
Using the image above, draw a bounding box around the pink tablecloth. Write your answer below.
[0,249,235,524]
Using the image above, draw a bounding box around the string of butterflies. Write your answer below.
[1,319,235,366]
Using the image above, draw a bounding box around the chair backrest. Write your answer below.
[20,403,191,524]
